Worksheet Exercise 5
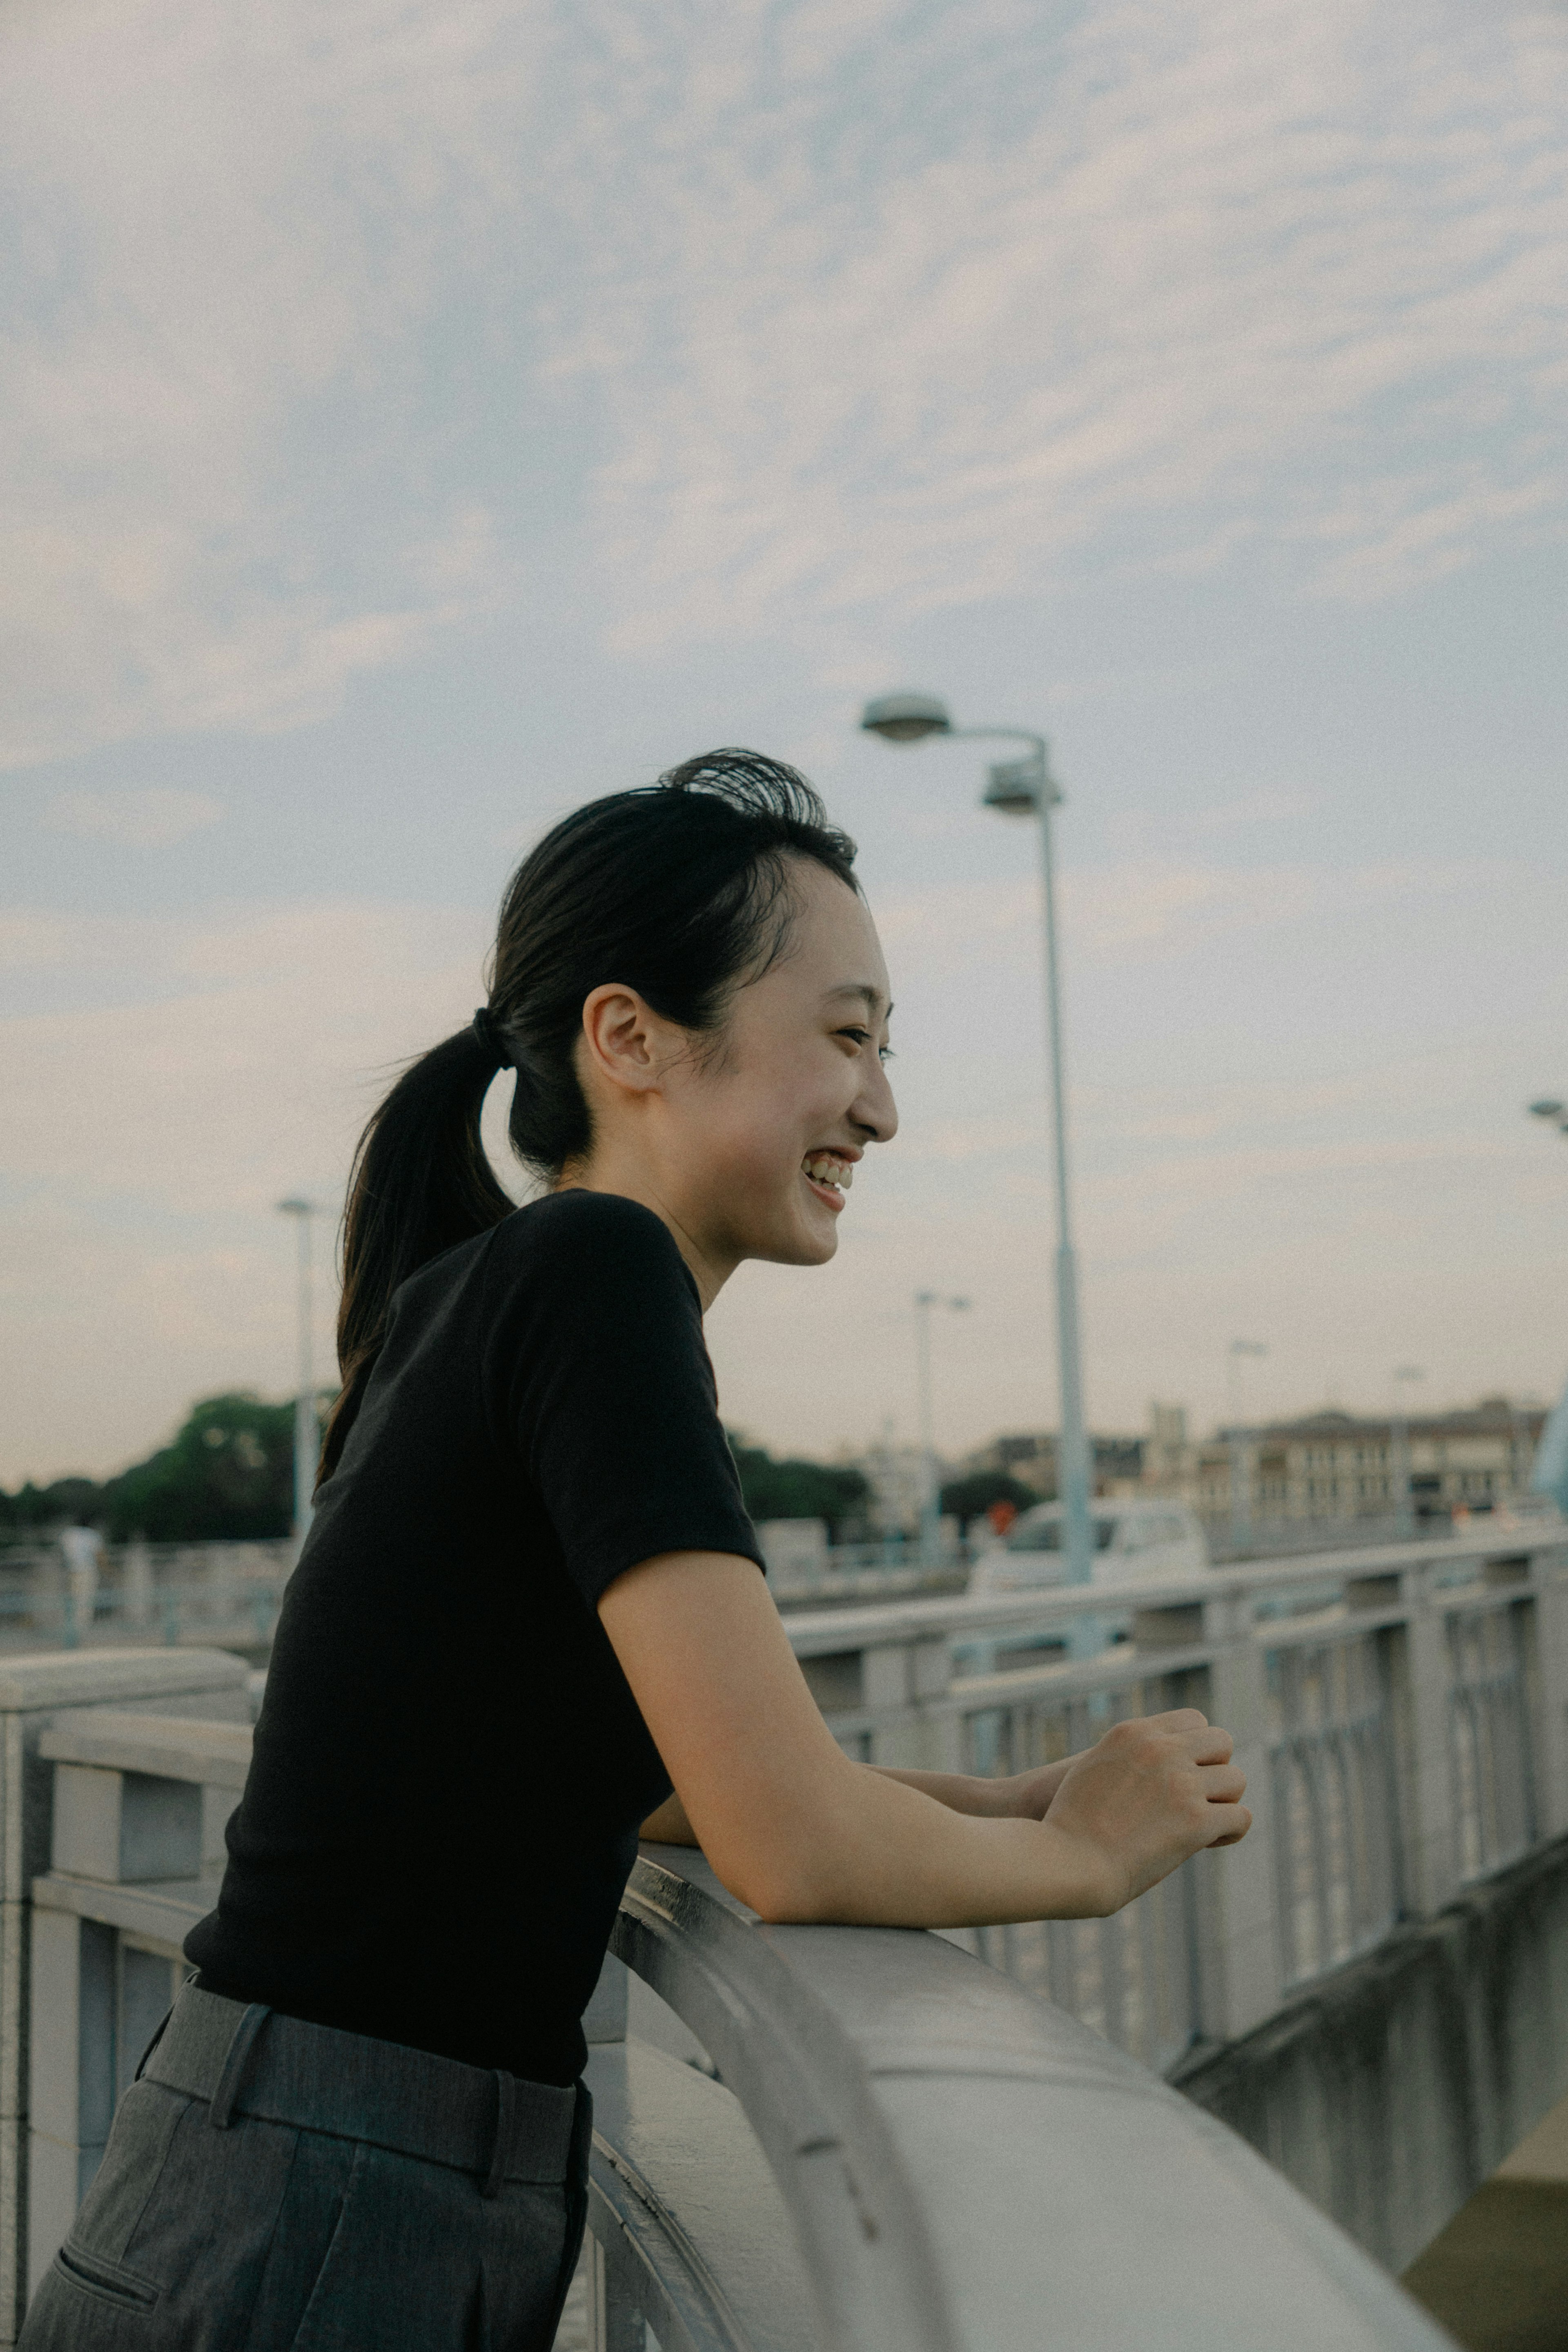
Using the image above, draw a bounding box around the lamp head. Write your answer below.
[276,1197,312,1217]
[1528,1099,1565,1121]
[860,691,952,743]
[982,756,1043,816]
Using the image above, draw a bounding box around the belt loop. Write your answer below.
[132,2003,174,2084]
[209,2004,272,2131]
[481,2070,515,2200]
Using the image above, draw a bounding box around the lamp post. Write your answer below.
[1390,1364,1424,1538]
[914,1290,970,1563]
[1226,1339,1267,1553]
[861,692,1095,1591]
[1526,1101,1568,1514]
[276,1198,322,1547]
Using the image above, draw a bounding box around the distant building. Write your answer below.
[1183,1399,1546,1529]
[961,1430,1145,1498]
[1143,1404,1188,1491]
[859,1438,933,1536]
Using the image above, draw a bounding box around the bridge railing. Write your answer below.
[16,1685,1455,2352]
[0,1650,254,2346]
[778,1527,1568,2055]
[0,1541,292,1651]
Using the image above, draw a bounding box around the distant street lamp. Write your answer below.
[1390,1365,1424,1538]
[1226,1340,1267,1553]
[914,1291,970,1563]
[861,691,1095,1589]
[276,1198,323,1546]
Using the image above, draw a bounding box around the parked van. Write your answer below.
[967,1499,1209,1596]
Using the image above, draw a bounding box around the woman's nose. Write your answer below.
[854,1061,898,1145]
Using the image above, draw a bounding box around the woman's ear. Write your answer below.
[580,985,664,1097]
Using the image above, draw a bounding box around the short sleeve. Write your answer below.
[485,1192,764,1607]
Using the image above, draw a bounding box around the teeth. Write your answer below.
[804,1154,853,1191]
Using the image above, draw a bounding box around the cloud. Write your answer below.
[5,1,1566,765]
[0,0,534,768]
[0,898,494,1211]
[42,788,224,848]
[875,851,1505,970]
[536,0,1568,652]
[1187,791,1320,834]
[2,877,1563,1480]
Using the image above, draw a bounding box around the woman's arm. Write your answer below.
[605,1552,1248,1926]
[638,1759,1078,1845]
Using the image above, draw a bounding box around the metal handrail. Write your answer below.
[613,1845,1455,2352]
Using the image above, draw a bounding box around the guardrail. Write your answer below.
[0,1542,292,1653]
[779,1527,1568,2064]
[0,1649,254,2345]
[18,1690,1454,2352]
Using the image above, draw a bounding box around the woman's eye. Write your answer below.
[836,1026,893,1063]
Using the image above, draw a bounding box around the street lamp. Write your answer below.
[1390,1365,1424,1538]
[1226,1339,1267,1553]
[914,1291,970,1563]
[276,1198,323,1547]
[861,691,1096,1589]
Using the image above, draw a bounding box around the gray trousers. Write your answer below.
[19,1986,591,2351]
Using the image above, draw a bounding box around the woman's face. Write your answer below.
[660,860,898,1276]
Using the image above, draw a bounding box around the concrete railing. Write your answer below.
[0,1650,253,2345]
[15,1681,1456,2352]
[780,1527,1568,2062]
[0,1542,292,1653]
[588,1845,1453,2352]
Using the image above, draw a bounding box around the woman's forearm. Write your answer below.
[870,1761,1073,1820]
[753,1763,1109,1926]
[647,1763,1070,1853]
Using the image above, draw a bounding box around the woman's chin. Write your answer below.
[748,1213,839,1269]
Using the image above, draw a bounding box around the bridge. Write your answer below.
[0,1518,1564,2346]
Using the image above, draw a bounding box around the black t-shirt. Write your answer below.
[185,1190,763,2086]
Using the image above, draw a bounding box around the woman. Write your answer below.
[24,750,1249,2350]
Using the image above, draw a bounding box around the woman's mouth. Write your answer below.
[802,1152,854,1210]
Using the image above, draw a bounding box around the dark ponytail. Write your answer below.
[319,749,858,1481]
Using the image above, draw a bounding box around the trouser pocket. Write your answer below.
[51,2241,160,2313]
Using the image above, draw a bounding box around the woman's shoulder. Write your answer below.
[489,1189,692,1286]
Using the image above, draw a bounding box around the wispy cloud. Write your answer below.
[876,852,1506,969]
[42,788,224,848]
[1187,791,1320,834]
[0,0,533,768]
[3,0,1564,764]
[539,0,1568,652]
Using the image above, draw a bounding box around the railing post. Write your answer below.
[122,1543,153,1633]
[1530,1548,1568,1839]
[1194,1592,1282,2041]
[25,1917,117,2292]
[1392,1564,1460,1918]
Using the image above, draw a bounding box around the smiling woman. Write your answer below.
[18,749,1249,2352]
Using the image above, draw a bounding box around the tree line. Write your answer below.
[1,1394,301,1544]
[2,1398,911,1547]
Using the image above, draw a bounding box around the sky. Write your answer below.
[2,0,1566,1485]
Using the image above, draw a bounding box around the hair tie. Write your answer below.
[471,1006,512,1069]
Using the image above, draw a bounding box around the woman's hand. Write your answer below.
[996,1755,1080,1821]
[1039,1708,1251,1916]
